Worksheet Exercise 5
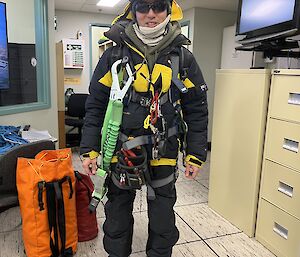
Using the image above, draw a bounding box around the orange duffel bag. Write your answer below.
[16,148,78,257]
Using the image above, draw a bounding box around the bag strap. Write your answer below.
[75,171,92,202]
[46,183,60,257]
[44,177,74,257]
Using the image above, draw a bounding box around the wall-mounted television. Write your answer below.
[0,2,9,89]
[236,0,300,45]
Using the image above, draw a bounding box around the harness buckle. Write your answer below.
[88,196,100,212]
[140,97,151,107]
[152,147,159,160]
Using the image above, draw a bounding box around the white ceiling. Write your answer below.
[55,0,239,15]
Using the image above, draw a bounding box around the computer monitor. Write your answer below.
[236,0,300,45]
[0,2,9,89]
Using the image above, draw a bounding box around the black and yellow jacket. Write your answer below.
[80,1,208,168]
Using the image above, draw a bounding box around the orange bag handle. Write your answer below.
[28,161,45,181]
[27,152,70,181]
[38,152,70,162]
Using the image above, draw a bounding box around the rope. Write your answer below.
[28,161,45,181]
[0,126,29,155]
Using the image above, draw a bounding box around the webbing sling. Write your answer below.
[42,176,74,257]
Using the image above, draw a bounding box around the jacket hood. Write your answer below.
[111,0,183,25]
[104,19,190,48]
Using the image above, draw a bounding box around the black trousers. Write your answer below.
[103,165,179,257]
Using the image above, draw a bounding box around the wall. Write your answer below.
[182,8,195,52]
[1,0,59,140]
[221,25,265,69]
[192,8,236,142]
[4,0,35,44]
[55,10,115,93]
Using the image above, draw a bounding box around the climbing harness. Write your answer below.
[89,46,192,205]
[89,58,134,212]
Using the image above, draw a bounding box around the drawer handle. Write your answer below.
[273,222,288,240]
[278,181,293,197]
[288,93,300,105]
[283,138,299,153]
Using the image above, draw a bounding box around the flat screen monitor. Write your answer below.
[236,0,300,45]
[0,2,9,89]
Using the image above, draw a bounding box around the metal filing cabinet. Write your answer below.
[256,70,300,257]
[208,69,271,237]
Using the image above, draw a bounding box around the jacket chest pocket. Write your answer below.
[121,103,148,135]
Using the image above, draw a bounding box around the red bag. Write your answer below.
[75,171,98,241]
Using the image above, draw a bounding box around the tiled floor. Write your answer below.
[0,150,276,257]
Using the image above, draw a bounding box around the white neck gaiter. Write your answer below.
[133,15,171,46]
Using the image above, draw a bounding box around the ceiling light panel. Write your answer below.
[97,0,122,7]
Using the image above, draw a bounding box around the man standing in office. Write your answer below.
[80,0,208,256]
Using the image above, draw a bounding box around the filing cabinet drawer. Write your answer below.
[265,118,300,170]
[261,160,300,220]
[269,75,300,123]
[256,199,300,257]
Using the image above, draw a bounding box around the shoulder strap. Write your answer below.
[170,48,188,94]
[179,46,189,81]
[109,46,122,67]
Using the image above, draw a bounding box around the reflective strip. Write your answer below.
[150,158,177,166]
[99,71,112,88]
[183,78,195,89]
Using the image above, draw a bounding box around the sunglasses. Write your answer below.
[135,1,168,14]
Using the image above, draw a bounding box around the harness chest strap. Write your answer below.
[130,89,170,106]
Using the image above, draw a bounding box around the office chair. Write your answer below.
[0,140,55,213]
[65,93,88,147]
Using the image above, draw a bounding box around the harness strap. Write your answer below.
[120,125,178,150]
[111,169,176,201]
[150,173,175,188]
[146,173,175,201]
[170,55,188,94]
[130,90,170,106]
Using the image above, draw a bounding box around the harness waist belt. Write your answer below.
[120,125,178,150]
